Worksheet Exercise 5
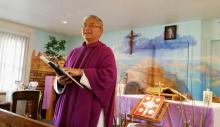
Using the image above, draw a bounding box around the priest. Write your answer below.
[53,15,117,127]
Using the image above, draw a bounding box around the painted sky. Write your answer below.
[122,34,197,54]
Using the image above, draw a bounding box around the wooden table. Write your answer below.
[0,102,10,111]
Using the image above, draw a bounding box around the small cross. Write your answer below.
[129,30,134,55]
[127,30,139,55]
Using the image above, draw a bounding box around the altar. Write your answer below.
[116,95,220,127]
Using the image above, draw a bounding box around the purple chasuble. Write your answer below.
[53,41,117,127]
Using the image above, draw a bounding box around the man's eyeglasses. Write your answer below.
[82,24,102,29]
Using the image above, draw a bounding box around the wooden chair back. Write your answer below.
[124,81,140,94]
[12,90,41,119]
[0,108,53,127]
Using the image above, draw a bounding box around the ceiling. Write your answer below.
[0,0,220,36]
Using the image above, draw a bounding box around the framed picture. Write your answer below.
[164,25,177,40]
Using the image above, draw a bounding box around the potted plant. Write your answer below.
[44,36,66,63]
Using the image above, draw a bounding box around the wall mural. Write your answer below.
[112,30,220,100]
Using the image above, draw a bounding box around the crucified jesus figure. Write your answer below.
[129,30,134,55]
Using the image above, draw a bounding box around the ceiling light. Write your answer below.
[62,20,67,24]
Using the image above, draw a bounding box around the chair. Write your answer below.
[124,81,140,94]
[12,90,41,119]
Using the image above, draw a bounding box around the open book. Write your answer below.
[39,55,83,88]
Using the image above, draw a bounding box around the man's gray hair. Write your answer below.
[84,15,103,27]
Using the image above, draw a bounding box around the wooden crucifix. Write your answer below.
[128,30,139,55]
[129,30,134,55]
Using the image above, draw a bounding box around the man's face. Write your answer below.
[82,17,103,43]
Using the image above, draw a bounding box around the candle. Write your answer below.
[203,89,213,105]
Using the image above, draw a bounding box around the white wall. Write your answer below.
[202,18,220,57]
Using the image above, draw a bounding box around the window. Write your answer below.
[0,31,29,101]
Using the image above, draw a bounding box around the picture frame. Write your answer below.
[164,25,177,40]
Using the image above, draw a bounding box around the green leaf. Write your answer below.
[44,36,66,61]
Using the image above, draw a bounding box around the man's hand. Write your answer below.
[57,75,73,85]
[64,68,83,77]
[57,68,83,85]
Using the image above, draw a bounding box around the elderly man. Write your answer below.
[53,15,117,127]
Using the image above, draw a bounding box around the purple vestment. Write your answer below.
[53,41,117,127]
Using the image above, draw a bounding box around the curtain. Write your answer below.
[0,31,29,101]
